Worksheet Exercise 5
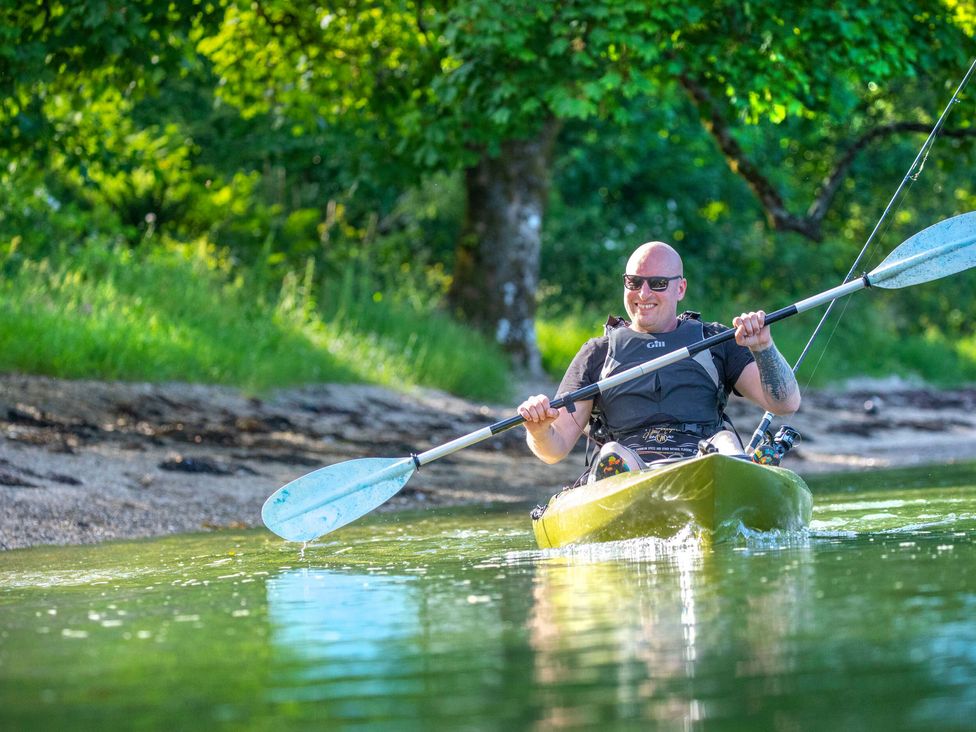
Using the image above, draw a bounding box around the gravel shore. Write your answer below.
[3,374,976,550]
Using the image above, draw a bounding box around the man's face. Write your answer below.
[624,248,686,333]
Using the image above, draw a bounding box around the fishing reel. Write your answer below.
[752,425,801,466]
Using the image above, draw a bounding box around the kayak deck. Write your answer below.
[531,453,812,549]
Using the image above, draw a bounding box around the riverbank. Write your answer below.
[3,373,976,550]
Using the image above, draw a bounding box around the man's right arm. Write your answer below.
[519,336,605,463]
[517,395,593,464]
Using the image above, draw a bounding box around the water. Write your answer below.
[2,463,976,730]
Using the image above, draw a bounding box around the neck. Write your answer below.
[631,316,679,334]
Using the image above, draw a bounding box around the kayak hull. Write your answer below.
[531,453,812,549]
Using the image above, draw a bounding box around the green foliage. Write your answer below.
[422,1,686,161]
[1,0,975,396]
[541,67,976,333]
[541,89,771,314]
[785,297,976,387]
[535,315,603,382]
[0,1,220,155]
[0,238,511,400]
[671,2,962,123]
[191,0,974,175]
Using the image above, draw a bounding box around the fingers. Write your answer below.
[517,394,560,424]
[733,310,770,349]
[733,310,766,338]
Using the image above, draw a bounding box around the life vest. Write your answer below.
[590,312,728,445]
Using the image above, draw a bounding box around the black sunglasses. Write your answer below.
[622,274,683,291]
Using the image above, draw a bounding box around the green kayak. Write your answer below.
[531,453,812,549]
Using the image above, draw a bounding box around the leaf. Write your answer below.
[489,107,511,125]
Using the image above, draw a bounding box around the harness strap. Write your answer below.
[613,420,724,442]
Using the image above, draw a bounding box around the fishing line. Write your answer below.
[797,58,976,375]
[798,171,918,389]
[747,57,976,452]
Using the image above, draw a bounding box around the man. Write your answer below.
[517,241,800,482]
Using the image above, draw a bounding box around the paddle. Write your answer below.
[262,211,976,542]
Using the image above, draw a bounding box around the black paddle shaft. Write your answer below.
[487,304,802,437]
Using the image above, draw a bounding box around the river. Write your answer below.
[2,463,975,730]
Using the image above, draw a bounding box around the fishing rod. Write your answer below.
[262,210,976,542]
[747,57,976,455]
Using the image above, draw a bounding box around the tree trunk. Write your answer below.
[449,118,561,376]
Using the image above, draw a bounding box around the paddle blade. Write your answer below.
[262,457,415,542]
[869,211,976,289]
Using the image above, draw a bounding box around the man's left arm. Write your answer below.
[731,311,801,415]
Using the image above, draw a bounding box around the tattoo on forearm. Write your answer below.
[753,345,798,402]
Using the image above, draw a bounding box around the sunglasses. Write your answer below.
[622,274,683,291]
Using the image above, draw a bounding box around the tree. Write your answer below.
[8,2,971,376]
[200,1,697,373]
[197,0,974,375]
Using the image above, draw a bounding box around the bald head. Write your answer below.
[623,240,686,333]
[626,241,683,276]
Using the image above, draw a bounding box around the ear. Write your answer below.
[676,277,687,301]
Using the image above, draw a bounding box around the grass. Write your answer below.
[0,239,513,401]
[4,239,974,403]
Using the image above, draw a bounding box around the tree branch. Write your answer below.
[807,122,976,226]
[676,71,821,240]
[676,72,976,242]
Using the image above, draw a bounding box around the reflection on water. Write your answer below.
[1,465,976,729]
[267,570,421,705]
[524,538,820,728]
[528,547,710,726]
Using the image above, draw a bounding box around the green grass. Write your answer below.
[0,239,513,401]
[535,315,605,379]
[5,240,974,402]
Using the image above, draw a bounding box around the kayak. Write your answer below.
[531,453,812,549]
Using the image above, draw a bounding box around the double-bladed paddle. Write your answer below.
[262,211,976,542]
